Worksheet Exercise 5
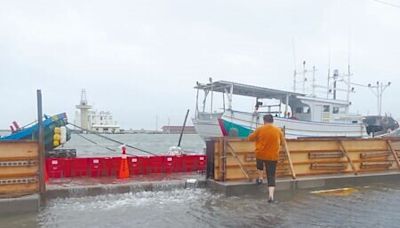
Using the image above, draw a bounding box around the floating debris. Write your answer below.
[311,187,358,196]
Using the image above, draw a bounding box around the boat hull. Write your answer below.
[221,111,369,138]
[192,118,223,139]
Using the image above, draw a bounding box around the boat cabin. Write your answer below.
[195,80,360,123]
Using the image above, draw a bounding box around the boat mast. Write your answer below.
[195,84,199,118]
[302,61,307,94]
[346,64,351,112]
[293,70,296,92]
[333,69,338,100]
[202,90,209,113]
[209,77,214,114]
[312,65,316,97]
[222,92,226,111]
[228,84,233,110]
[285,94,289,118]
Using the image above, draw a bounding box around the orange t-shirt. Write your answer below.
[248,124,283,161]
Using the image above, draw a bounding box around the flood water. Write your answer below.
[2,182,400,228]
[2,134,400,227]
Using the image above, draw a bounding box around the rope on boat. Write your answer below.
[67,123,156,156]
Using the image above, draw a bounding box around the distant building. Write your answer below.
[89,111,120,133]
[161,126,196,134]
[75,89,120,133]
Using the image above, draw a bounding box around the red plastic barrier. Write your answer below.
[46,158,63,178]
[147,156,165,173]
[45,154,207,179]
[165,156,184,173]
[101,157,116,176]
[88,158,102,177]
[72,158,88,177]
[63,158,73,177]
[128,156,148,175]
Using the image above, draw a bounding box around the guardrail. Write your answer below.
[46,155,207,178]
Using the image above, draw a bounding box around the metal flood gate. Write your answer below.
[46,155,207,178]
[0,141,39,197]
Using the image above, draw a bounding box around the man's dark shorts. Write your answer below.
[256,159,277,187]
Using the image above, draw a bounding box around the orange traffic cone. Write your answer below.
[118,146,130,179]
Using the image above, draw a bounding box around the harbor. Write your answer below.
[2,0,400,227]
[1,81,400,228]
[2,133,400,227]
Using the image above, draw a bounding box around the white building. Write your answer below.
[88,111,120,133]
[75,89,120,133]
[75,110,120,133]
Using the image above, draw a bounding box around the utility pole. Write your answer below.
[368,81,391,116]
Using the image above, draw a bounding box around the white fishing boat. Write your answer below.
[193,67,374,139]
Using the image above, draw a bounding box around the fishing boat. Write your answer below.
[193,79,370,139]
[0,113,70,151]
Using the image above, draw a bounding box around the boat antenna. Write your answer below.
[346,30,352,106]
[327,44,331,99]
[292,37,297,92]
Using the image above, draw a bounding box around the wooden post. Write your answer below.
[338,140,357,175]
[177,109,190,147]
[37,90,46,195]
[221,138,227,181]
[387,140,400,171]
[282,138,296,179]
[205,139,215,179]
[226,142,250,180]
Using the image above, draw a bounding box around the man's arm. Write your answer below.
[279,129,284,145]
[248,128,258,141]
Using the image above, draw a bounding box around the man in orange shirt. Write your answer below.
[248,114,283,202]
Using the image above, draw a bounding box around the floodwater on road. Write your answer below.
[2,181,400,228]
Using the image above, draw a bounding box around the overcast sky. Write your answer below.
[0,0,399,130]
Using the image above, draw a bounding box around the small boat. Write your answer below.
[0,113,70,151]
[193,80,371,139]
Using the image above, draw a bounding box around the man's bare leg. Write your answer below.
[268,186,275,202]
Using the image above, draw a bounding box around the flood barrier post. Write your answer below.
[37,89,46,197]
[205,140,215,179]
[387,140,400,170]
[338,140,357,175]
[282,138,296,179]
[221,138,227,181]
[226,142,250,180]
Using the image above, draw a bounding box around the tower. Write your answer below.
[76,89,92,130]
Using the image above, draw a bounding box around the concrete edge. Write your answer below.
[0,194,39,214]
[207,172,400,196]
